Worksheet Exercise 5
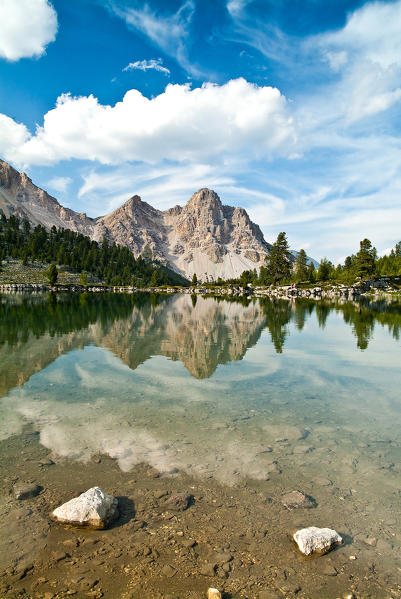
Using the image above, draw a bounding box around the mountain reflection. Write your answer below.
[0,292,401,398]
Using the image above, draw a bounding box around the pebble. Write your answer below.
[13,483,42,500]
[161,564,176,578]
[200,563,217,576]
[281,490,316,510]
[165,493,192,512]
[207,589,222,599]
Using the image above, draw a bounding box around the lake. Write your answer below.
[0,292,400,599]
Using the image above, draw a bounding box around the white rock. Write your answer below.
[207,589,222,599]
[293,526,343,556]
[52,487,118,529]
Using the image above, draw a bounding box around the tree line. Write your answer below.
[0,214,188,287]
[202,232,401,287]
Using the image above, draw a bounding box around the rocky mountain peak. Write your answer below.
[186,188,222,212]
[0,159,274,280]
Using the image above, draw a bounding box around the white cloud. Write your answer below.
[0,0,58,61]
[227,0,253,17]
[0,113,30,155]
[78,162,236,214]
[112,0,199,75]
[46,176,71,194]
[3,78,296,167]
[123,58,170,75]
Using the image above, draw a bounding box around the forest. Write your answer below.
[0,214,188,287]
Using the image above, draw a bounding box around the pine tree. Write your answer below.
[191,272,198,285]
[317,258,333,281]
[294,249,308,282]
[265,232,292,284]
[355,239,376,278]
[307,262,316,283]
[79,271,88,286]
[150,269,159,287]
[47,263,58,286]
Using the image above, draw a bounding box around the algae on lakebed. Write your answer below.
[0,293,400,598]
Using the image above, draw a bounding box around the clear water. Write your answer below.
[1,292,400,597]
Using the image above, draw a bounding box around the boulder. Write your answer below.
[293,526,343,556]
[52,487,118,529]
[207,589,222,599]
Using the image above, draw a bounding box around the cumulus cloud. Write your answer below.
[3,78,296,167]
[0,113,30,156]
[123,58,170,75]
[0,0,58,61]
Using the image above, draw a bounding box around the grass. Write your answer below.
[0,259,101,285]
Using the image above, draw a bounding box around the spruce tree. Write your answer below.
[265,232,292,284]
[47,263,58,286]
[317,258,333,281]
[150,269,159,287]
[355,239,376,278]
[191,272,198,285]
[294,249,308,282]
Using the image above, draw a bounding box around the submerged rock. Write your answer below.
[13,483,42,500]
[281,490,316,510]
[52,487,118,529]
[165,493,192,511]
[293,526,343,556]
[207,589,222,599]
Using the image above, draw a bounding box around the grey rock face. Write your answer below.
[0,160,272,279]
[293,526,343,556]
[52,487,119,529]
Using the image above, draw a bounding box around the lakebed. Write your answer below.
[0,293,400,599]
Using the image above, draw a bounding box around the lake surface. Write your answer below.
[0,292,400,599]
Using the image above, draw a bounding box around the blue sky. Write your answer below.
[1,0,401,262]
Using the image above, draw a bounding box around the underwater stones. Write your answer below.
[13,482,42,500]
[165,493,192,511]
[207,589,222,599]
[281,490,316,510]
[293,527,343,556]
[52,487,118,529]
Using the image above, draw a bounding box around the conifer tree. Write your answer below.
[191,272,198,285]
[47,263,58,286]
[265,232,292,284]
[355,238,376,278]
[294,249,308,282]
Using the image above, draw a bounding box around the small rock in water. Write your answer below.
[281,490,316,509]
[207,588,222,599]
[13,483,42,500]
[293,526,343,556]
[51,487,118,529]
[165,493,192,511]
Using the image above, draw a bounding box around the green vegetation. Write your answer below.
[46,263,58,286]
[0,214,188,287]
[206,234,401,287]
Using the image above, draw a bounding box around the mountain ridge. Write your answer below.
[0,159,273,279]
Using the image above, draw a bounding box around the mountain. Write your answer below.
[0,159,272,279]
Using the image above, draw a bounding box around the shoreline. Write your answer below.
[0,277,400,300]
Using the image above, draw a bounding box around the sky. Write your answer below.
[0,0,401,262]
